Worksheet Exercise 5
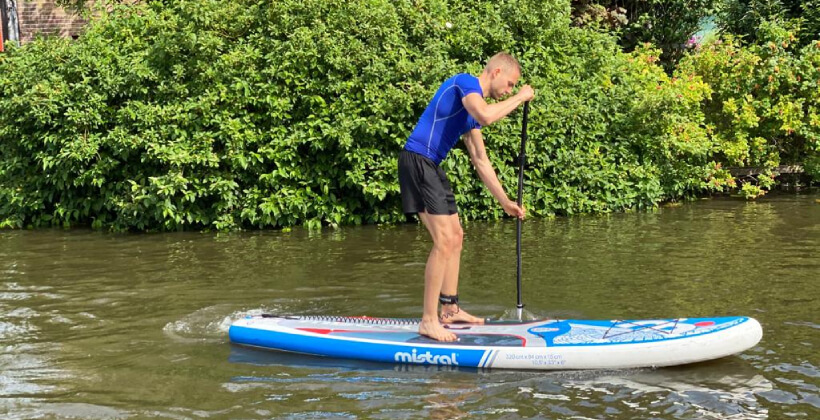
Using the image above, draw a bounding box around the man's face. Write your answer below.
[490,67,520,100]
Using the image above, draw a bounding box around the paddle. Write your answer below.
[516,101,530,321]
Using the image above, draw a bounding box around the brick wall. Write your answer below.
[18,1,86,43]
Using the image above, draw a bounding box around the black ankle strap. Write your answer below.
[439,293,459,305]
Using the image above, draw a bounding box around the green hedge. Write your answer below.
[0,0,813,231]
[678,21,820,197]
[570,0,716,70]
[716,0,820,48]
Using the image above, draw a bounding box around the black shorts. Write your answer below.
[398,150,458,216]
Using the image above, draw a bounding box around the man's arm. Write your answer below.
[463,129,525,219]
[462,85,534,127]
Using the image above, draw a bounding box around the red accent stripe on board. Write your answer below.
[299,328,333,334]
[694,321,715,327]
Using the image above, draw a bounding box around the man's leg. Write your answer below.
[438,214,485,324]
[417,211,459,341]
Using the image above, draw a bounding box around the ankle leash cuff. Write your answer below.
[438,293,459,305]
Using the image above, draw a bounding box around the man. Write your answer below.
[399,52,535,342]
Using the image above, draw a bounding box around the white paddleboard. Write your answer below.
[229,315,762,370]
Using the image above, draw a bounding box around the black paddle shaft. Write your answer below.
[516,101,529,312]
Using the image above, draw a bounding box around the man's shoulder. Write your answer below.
[452,73,479,84]
[431,73,482,100]
[439,73,477,84]
[452,73,482,96]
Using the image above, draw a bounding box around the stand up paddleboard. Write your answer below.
[229,315,762,370]
[230,102,763,370]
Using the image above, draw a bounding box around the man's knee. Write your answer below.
[433,230,461,256]
[452,225,464,251]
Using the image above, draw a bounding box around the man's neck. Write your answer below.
[477,72,490,99]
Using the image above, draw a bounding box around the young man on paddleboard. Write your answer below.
[399,52,534,341]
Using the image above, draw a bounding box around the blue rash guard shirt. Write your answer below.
[404,73,483,165]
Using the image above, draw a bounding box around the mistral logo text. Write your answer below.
[394,348,459,365]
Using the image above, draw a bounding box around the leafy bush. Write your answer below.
[716,0,820,47]
[0,0,570,230]
[571,0,716,70]
[677,21,820,194]
[0,0,811,231]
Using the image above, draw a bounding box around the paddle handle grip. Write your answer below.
[516,102,529,206]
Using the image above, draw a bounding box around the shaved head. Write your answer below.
[484,52,521,75]
[481,52,522,99]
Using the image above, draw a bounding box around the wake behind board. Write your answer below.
[229,315,762,370]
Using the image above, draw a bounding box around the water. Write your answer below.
[1,194,818,419]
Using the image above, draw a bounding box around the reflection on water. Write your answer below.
[0,194,818,419]
[226,346,776,419]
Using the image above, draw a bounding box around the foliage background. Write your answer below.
[679,22,820,198]
[0,0,817,231]
[570,0,716,69]
[716,0,820,47]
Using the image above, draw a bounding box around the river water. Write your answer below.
[1,194,818,419]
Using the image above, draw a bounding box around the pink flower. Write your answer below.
[686,36,701,48]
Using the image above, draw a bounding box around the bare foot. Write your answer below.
[440,306,485,324]
[419,318,457,342]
